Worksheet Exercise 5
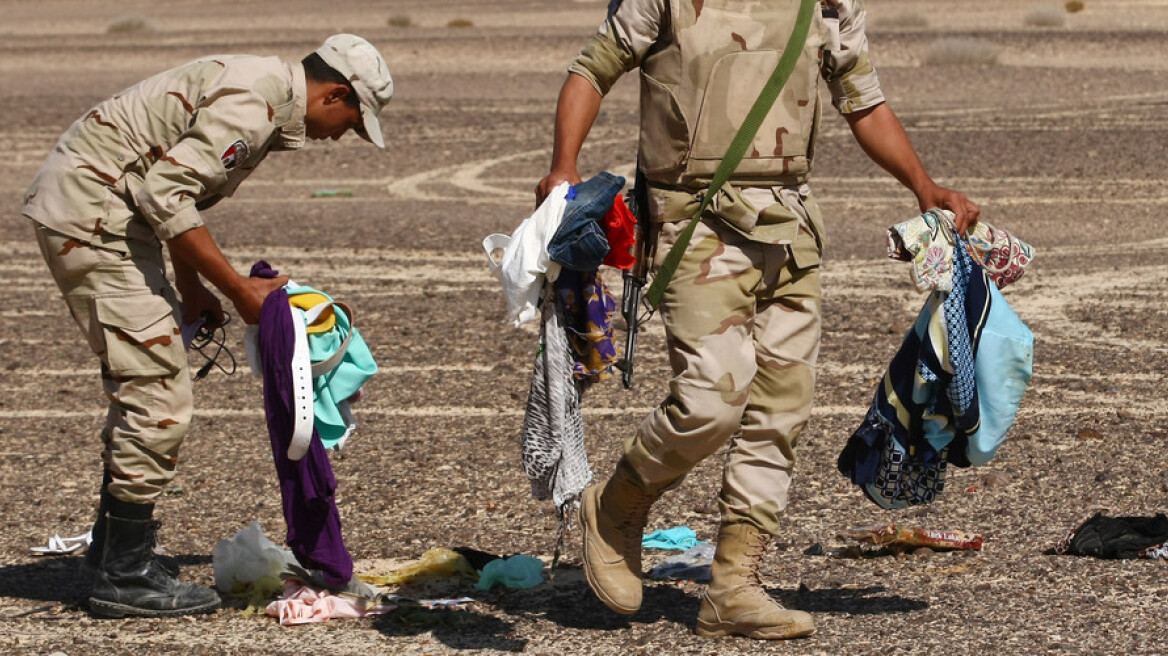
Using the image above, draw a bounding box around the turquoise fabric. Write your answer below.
[286,284,378,448]
[474,555,545,590]
[866,280,1031,468]
[964,283,1034,466]
[642,526,703,551]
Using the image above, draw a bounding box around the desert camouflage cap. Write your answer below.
[316,34,394,148]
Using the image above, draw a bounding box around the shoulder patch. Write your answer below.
[220,139,249,170]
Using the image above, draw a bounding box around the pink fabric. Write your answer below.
[265,580,395,625]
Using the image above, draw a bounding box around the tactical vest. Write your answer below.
[638,0,829,190]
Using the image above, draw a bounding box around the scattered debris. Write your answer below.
[475,554,544,591]
[1076,427,1104,440]
[647,543,714,582]
[361,548,477,587]
[1056,513,1168,559]
[310,189,354,198]
[30,531,91,556]
[642,526,703,551]
[839,524,984,553]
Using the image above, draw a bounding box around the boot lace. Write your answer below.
[746,530,772,586]
[140,520,171,580]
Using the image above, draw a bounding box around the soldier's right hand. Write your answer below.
[535,169,581,207]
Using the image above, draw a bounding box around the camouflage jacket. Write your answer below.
[23,55,307,250]
[569,0,885,191]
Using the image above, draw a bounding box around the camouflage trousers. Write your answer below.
[624,214,821,536]
[34,224,192,505]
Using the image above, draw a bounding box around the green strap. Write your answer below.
[644,0,817,309]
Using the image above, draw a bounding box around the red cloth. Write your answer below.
[601,195,636,270]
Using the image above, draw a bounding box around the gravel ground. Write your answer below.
[2,1,1168,654]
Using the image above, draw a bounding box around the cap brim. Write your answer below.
[358,104,385,149]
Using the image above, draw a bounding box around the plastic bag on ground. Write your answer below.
[647,543,715,582]
[212,521,300,604]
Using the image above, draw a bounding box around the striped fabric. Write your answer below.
[521,297,594,515]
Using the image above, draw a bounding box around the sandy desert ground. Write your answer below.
[1,0,1168,654]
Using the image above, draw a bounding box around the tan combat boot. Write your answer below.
[579,460,659,614]
[696,522,815,640]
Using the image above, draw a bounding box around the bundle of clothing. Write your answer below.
[245,261,378,592]
[837,210,1035,510]
[484,172,635,547]
[1056,513,1168,560]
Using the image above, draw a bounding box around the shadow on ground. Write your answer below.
[372,603,526,652]
[369,563,700,649]
[0,553,214,606]
[0,558,88,606]
[794,584,929,614]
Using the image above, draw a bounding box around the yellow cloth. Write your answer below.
[288,291,336,334]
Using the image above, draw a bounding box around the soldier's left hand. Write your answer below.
[917,183,980,234]
[179,281,226,328]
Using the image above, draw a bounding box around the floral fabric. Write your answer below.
[554,269,618,384]
[887,209,1034,292]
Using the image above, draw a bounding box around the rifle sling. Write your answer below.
[643,0,817,310]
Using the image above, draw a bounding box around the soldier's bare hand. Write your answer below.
[230,275,289,325]
[178,281,226,327]
[917,184,980,235]
[535,169,581,207]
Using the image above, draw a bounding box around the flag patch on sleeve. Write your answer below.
[220,140,249,170]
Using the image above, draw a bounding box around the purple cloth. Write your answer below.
[252,260,353,588]
[553,268,617,384]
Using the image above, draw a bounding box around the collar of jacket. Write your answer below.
[273,61,308,150]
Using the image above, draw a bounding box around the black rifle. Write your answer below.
[616,169,652,389]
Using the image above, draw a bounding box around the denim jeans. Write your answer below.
[548,171,625,271]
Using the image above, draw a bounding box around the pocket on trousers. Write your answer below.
[790,196,826,270]
[92,292,183,377]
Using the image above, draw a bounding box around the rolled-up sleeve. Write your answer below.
[824,0,886,114]
[134,88,275,240]
[569,0,666,96]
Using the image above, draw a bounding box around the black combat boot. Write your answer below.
[87,501,220,619]
[81,471,114,575]
[83,474,178,579]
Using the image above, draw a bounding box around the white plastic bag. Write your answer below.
[212,521,298,594]
[483,181,569,327]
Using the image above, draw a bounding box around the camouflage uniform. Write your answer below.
[24,55,308,504]
[569,0,885,535]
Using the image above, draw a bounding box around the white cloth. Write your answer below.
[483,182,569,327]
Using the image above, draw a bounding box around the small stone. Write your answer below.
[1076,428,1104,440]
[981,471,1010,489]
